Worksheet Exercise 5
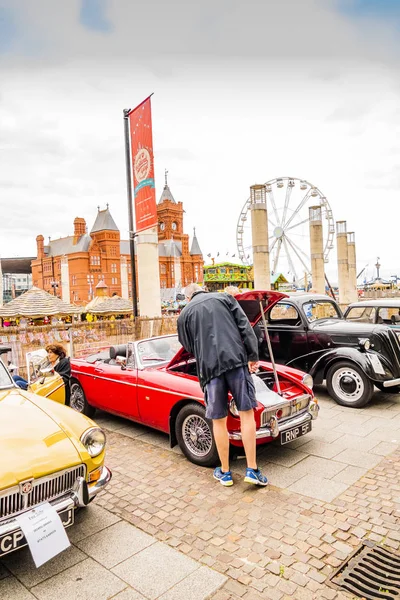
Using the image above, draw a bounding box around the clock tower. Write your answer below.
[157,171,203,289]
[157,172,184,242]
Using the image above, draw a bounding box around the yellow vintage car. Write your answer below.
[0,346,112,558]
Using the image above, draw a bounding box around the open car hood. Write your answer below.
[167,290,288,369]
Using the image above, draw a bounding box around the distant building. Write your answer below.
[203,262,253,292]
[0,257,34,304]
[31,181,203,305]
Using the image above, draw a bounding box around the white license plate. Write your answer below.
[280,421,312,445]
[0,507,74,557]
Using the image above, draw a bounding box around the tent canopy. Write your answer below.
[0,287,81,319]
[85,295,133,315]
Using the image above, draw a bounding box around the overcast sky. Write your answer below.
[1,0,400,284]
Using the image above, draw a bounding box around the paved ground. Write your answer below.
[1,385,400,599]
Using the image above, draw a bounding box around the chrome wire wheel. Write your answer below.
[70,382,86,413]
[331,367,364,403]
[182,414,213,457]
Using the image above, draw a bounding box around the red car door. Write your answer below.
[93,362,139,419]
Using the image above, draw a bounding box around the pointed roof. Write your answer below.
[91,206,119,234]
[158,183,176,204]
[158,169,176,204]
[190,228,202,256]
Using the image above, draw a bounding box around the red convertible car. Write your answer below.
[70,291,319,466]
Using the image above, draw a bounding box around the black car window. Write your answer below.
[269,303,301,326]
[346,306,376,323]
[303,300,341,322]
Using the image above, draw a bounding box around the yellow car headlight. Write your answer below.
[80,427,106,458]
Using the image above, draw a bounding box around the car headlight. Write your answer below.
[302,374,314,389]
[359,338,371,351]
[80,427,106,458]
[229,399,239,417]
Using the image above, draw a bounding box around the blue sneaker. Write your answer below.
[244,467,269,486]
[213,467,233,487]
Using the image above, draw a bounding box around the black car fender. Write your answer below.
[309,347,379,384]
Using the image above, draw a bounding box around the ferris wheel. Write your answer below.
[236,177,335,283]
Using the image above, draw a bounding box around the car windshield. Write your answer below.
[137,335,182,367]
[303,300,341,322]
[27,350,53,385]
[0,359,14,389]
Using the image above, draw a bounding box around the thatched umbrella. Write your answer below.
[85,295,133,316]
[0,287,81,320]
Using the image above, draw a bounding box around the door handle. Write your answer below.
[94,368,104,374]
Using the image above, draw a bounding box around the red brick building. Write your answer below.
[31,181,203,305]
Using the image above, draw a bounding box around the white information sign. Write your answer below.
[15,502,70,568]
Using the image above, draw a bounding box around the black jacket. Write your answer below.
[54,357,71,403]
[177,291,258,390]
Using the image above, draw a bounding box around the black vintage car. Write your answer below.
[255,293,400,407]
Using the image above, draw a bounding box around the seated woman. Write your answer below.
[45,344,71,404]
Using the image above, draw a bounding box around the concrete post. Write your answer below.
[309,206,325,294]
[120,256,129,299]
[347,232,358,303]
[60,256,70,304]
[136,226,162,317]
[250,184,270,289]
[336,221,350,306]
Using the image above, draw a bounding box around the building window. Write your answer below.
[110,246,117,256]
[195,266,199,281]
[160,264,166,275]
[111,277,119,285]
[111,263,117,273]
[87,274,94,283]
[91,255,100,266]
[71,275,77,285]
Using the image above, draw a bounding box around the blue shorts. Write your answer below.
[204,366,257,420]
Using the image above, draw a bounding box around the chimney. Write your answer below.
[36,235,45,259]
[73,217,86,244]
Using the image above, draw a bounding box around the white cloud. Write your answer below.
[0,0,400,282]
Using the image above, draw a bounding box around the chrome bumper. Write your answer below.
[383,378,400,388]
[0,466,112,541]
[229,408,317,442]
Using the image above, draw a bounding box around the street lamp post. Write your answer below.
[50,281,58,296]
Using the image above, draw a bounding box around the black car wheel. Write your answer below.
[70,380,96,418]
[326,361,373,408]
[375,382,400,394]
[175,403,219,467]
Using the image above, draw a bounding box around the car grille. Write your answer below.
[260,394,310,428]
[0,465,86,520]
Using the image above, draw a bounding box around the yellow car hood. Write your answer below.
[0,389,82,491]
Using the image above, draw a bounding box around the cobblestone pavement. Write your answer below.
[94,386,400,600]
[1,386,400,599]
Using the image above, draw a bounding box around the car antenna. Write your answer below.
[259,299,282,395]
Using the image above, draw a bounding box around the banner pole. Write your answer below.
[123,108,139,317]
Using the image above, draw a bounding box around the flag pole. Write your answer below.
[123,108,139,317]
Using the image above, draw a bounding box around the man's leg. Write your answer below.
[238,410,257,470]
[212,417,230,473]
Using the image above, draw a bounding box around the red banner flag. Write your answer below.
[128,96,157,232]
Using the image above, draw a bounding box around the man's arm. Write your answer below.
[226,296,259,362]
[177,313,193,354]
